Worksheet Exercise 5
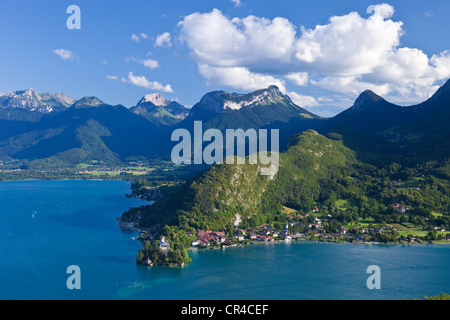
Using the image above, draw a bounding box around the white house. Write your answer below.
[158,236,170,251]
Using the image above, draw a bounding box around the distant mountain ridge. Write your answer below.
[0,88,75,113]
[321,79,450,164]
[178,85,322,151]
[130,93,189,126]
[1,80,450,167]
[137,93,170,107]
[71,96,106,109]
[189,85,316,117]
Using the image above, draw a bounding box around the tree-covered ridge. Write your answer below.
[123,129,360,231]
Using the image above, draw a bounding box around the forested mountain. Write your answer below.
[321,79,450,165]
[0,98,167,166]
[123,130,360,230]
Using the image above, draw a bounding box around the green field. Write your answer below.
[282,206,299,215]
[335,199,349,211]
[396,177,424,193]
[389,223,428,237]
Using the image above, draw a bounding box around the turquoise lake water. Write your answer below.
[0,180,449,300]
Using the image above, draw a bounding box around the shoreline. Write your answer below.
[184,235,450,256]
[189,237,450,254]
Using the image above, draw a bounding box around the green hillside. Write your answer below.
[123,130,360,230]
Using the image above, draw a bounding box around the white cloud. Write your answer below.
[288,91,319,108]
[198,64,287,93]
[178,5,450,105]
[106,75,118,80]
[126,57,160,70]
[131,33,149,42]
[179,9,296,68]
[53,49,77,61]
[131,34,140,42]
[179,9,296,91]
[123,72,174,93]
[155,32,172,48]
[141,59,160,70]
[285,72,309,86]
[231,0,241,7]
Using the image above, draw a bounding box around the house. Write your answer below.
[338,227,348,235]
[256,235,273,242]
[233,235,245,242]
[145,258,153,266]
[393,203,406,214]
[249,233,257,240]
[191,240,200,247]
[158,236,170,251]
[281,221,291,238]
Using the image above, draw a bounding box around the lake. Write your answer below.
[0,180,449,300]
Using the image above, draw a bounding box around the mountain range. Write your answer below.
[0,80,449,168]
[0,88,75,113]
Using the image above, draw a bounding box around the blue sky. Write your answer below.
[1,0,450,116]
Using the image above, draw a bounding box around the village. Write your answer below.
[121,203,450,254]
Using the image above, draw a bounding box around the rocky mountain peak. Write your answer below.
[138,93,169,107]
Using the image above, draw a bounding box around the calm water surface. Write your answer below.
[0,180,449,300]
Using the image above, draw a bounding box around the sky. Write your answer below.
[1,0,450,117]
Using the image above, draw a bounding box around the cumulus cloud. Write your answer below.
[198,64,287,92]
[122,72,174,92]
[106,75,118,80]
[285,72,309,86]
[178,5,450,105]
[179,9,296,68]
[288,91,319,108]
[53,49,77,61]
[155,32,172,48]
